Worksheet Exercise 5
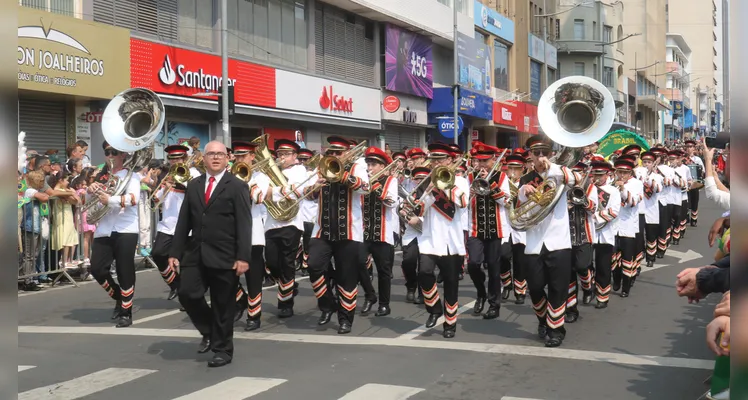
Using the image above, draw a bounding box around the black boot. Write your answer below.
[595,301,608,309]
[112,299,123,320]
[414,292,424,305]
[566,309,579,323]
[473,297,486,315]
[245,319,261,331]
[375,305,391,317]
[502,287,511,300]
[318,311,334,325]
[483,305,500,320]
[425,313,441,328]
[515,294,526,305]
[646,259,654,268]
[405,289,416,303]
[582,290,594,305]
[167,287,178,301]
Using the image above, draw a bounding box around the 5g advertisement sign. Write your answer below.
[384,24,433,99]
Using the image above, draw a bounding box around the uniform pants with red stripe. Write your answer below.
[593,243,614,304]
[567,243,593,316]
[657,203,671,255]
[688,188,700,223]
[419,254,462,332]
[151,232,180,290]
[236,245,266,321]
[265,226,301,310]
[509,242,528,297]
[635,214,646,264]
[307,239,363,325]
[361,241,395,307]
[524,246,571,338]
[466,236,503,307]
[613,236,636,293]
[90,232,138,317]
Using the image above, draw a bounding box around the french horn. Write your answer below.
[508,76,615,231]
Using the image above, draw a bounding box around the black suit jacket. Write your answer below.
[170,172,252,269]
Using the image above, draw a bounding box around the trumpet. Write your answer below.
[147,162,193,210]
[430,156,467,192]
[470,149,509,198]
[568,166,593,207]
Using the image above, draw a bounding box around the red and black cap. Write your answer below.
[232,141,256,156]
[365,146,392,165]
[165,144,190,159]
[640,151,656,161]
[572,161,587,172]
[650,147,667,156]
[505,154,526,167]
[274,139,300,153]
[406,148,426,159]
[448,143,462,156]
[411,166,431,179]
[348,139,358,148]
[590,155,606,163]
[471,142,499,160]
[297,149,314,160]
[392,152,406,161]
[614,159,635,171]
[427,142,452,159]
[668,149,683,157]
[684,139,697,146]
[327,136,350,151]
[591,161,613,174]
[622,145,642,156]
[525,135,552,151]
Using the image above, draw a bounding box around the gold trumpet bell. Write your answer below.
[431,166,455,191]
[319,156,344,182]
[231,162,251,182]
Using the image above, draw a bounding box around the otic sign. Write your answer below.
[436,116,464,139]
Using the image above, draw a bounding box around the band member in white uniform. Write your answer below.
[671,149,692,242]
[399,166,427,304]
[359,147,399,316]
[502,153,528,304]
[517,136,579,348]
[683,139,704,226]
[651,147,676,256]
[413,143,468,339]
[621,145,646,272]
[297,148,317,275]
[611,158,642,298]
[591,161,620,309]
[639,151,664,268]
[150,145,201,301]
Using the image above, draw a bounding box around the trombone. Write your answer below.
[147,161,194,210]
[230,157,273,182]
[469,149,509,198]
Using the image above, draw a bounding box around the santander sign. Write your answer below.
[158,54,236,91]
[319,85,353,113]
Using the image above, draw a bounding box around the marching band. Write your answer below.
[88,83,707,351]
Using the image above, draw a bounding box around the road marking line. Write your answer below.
[18,268,156,297]
[640,263,672,273]
[131,276,310,326]
[18,365,35,372]
[502,397,545,400]
[397,300,476,340]
[338,383,424,400]
[18,325,712,370]
[18,367,156,400]
[170,377,287,400]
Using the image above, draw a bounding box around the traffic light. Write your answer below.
[217,85,235,121]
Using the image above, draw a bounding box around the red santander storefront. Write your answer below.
[130,38,382,157]
[492,101,539,149]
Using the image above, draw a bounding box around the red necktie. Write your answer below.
[205,176,215,203]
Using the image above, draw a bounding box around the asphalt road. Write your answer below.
[18,198,726,400]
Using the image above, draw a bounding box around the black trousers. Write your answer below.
[401,238,420,291]
[593,243,614,304]
[688,189,700,222]
[567,243,593,313]
[504,241,528,297]
[358,241,395,306]
[524,246,571,336]
[419,253,462,331]
[265,226,301,310]
[90,233,139,317]
[300,221,314,269]
[645,223,659,262]
[151,232,179,290]
[670,203,682,241]
[635,214,646,265]
[679,199,690,237]
[236,246,266,321]
[308,238,363,324]
[179,265,239,360]
[466,237,503,307]
[657,203,671,254]
[613,236,636,293]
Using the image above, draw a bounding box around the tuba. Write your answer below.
[251,134,299,221]
[508,76,615,231]
[84,88,163,225]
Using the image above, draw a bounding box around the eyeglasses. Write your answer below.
[204,152,228,159]
[104,149,121,156]
[532,150,550,157]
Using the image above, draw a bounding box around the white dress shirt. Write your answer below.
[204,169,226,199]
[616,177,642,238]
[417,176,469,256]
[248,171,270,247]
[674,164,692,201]
[642,172,663,224]
[300,169,319,224]
[518,163,578,255]
[93,169,142,238]
[595,184,621,246]
[634,166,648,215]
[657,165,679,206]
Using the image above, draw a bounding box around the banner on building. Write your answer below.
[457,32,492,96]
[384,24,433,99]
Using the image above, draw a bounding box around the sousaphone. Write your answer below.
[508,76,615,231]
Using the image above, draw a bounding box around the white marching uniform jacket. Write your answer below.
[399,178,422,246]
[363,176,399,245]
[265,164,310,232]
[674,164,692,201]
[657,165,680,206]
[156,167,201,235]
[248,171,271,247]
[509,178,526,246]
[311,161,370,242]
[518,163,578,254]
[634,166,648,215]
[417,175,469,256]
[616,178,642,238]
[93,169,142,238]
[467,171,511,240]
[595,184,621,246]
[641,172,663,224]
[300,169,319,223]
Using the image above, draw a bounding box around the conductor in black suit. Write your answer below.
[169,140,252,368]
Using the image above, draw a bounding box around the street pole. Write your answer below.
[542,0,547,90]
[452,0,459,146]
[221,0,230,147]
[654,61,658,143]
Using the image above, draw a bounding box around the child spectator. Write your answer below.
[20,170,49,291]
[48,171,80,269]
[73,168,96,270]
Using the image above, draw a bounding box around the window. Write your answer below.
[177,0,214,48]
[574,19,585,40]
[226,0,307,69]
[21,0,75,16]
[593,21,597,40]
[574,62,585,76]
[603,25,613,43]
[556,19,560,40]
[593,63,597,79]
[93,0,178,41]
[603,67,614,86]
[617,25,623,50]
[314,3,376,85]
[547,68,556,87]
[493,40,509,91]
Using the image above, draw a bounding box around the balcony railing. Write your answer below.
[666,61,683,77]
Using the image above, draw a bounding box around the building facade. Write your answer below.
[661,33,692,141]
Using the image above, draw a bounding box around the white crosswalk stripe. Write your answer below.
[170,377,287,400]
[18,366,36,372]
[18,368,156,400]
[338,383,425,400]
